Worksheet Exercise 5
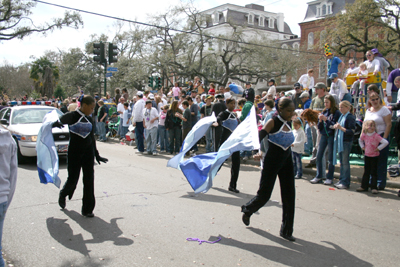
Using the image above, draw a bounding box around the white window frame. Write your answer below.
[259,15,264,27]
[308,32,314,50]
[269,18,274,28]
[319,62,326,79]
[248,13,254,25]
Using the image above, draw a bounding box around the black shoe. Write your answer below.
[280,232,296,242]
[228,187,240,193]
[242,213,251,226]
[305,163,315,168]
[398,190,400,197]
[82,212,95,217]
[58,195,66,209]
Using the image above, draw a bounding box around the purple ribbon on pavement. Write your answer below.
[186,237,222,245]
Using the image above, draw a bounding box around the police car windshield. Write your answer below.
[11,108,62,124]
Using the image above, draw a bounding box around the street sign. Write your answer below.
[107,67,118,72]
[106,72,112,77]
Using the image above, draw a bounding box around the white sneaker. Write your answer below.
[324,179,333,185]
[310,177,322,184]
[153,152,158,156]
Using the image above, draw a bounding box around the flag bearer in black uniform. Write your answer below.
[213,98,241,193]
[241,98,297,241]
[53,96,108,217]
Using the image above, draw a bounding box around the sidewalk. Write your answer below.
[107,136,400,190]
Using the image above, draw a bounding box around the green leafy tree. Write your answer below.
[53,84,66,99]
[0,0,83,41]
[30,57,59,97]
[323,0,400,59]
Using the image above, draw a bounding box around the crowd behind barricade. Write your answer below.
[2,48,400,200]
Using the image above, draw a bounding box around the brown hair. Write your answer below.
[323,95,338,114]
[308,69,314,74]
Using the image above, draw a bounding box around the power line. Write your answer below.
[32,0,323,56]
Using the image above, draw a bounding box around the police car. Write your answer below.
[0,104,69,163]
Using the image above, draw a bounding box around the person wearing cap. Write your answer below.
[371,48,390,80]
[306,82,328,168]
[242,82,255,103]
[326,51,345,88]
[211,94,227,151]
[200,95,214,152]
[267,79,276,99]
[300,92,311,109]
[291,82,304,109]
[132,91,146,153]
[298,69,314,97]
[386,68,400,105]
[148,93,157,108]
[329,73,351,103]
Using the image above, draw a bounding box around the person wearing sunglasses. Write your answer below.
[364,92,392,190]
[291,82,304,109]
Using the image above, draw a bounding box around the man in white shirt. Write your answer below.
[132,92,146,153]
[298,69,315,96]
[328,73,351,103]
[143,100,159,155]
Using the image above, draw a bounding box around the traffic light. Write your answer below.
[93,42,105,63]
[156,77,162,88]
[148,77,153,88]
[108,43,118,64]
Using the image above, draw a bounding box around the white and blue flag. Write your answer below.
[168,106,259,193]
[36,110,61,188]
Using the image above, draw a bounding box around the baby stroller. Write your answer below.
[106,112,120,138]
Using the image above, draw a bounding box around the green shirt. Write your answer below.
[310,95,325,112]
[240,101,253,121]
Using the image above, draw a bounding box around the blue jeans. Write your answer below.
[97,121,106,141]
[0,201,8,267]
[168,127,182,153]
[316,134,334,179]
[118,117,123,136]
[205,127,213,153]
[121,126,128,139]
[377,138,389,189]
[304,123,313,154]
[145,127,158,153]
[292,151,302,177]
[158,125,168,151]
[135,121,145,152]
[338,141,352,187]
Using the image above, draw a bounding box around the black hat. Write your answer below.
[268,78,275,84]
[215,94,224,99]
[294,82,301,88]
[245,81,251,85]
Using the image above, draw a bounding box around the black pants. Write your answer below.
[61,148,95,214]
[213,126,223,152]
[242,147,295,236]
[229,151,241,189]
[361,156,379,190]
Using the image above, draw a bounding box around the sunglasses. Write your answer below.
[349,62,354,65]
[366,54,372,57]
[295,87,300,89]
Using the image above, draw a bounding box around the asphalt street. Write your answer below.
[4,141,400,266]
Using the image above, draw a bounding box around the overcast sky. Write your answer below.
[0,0,309,65]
